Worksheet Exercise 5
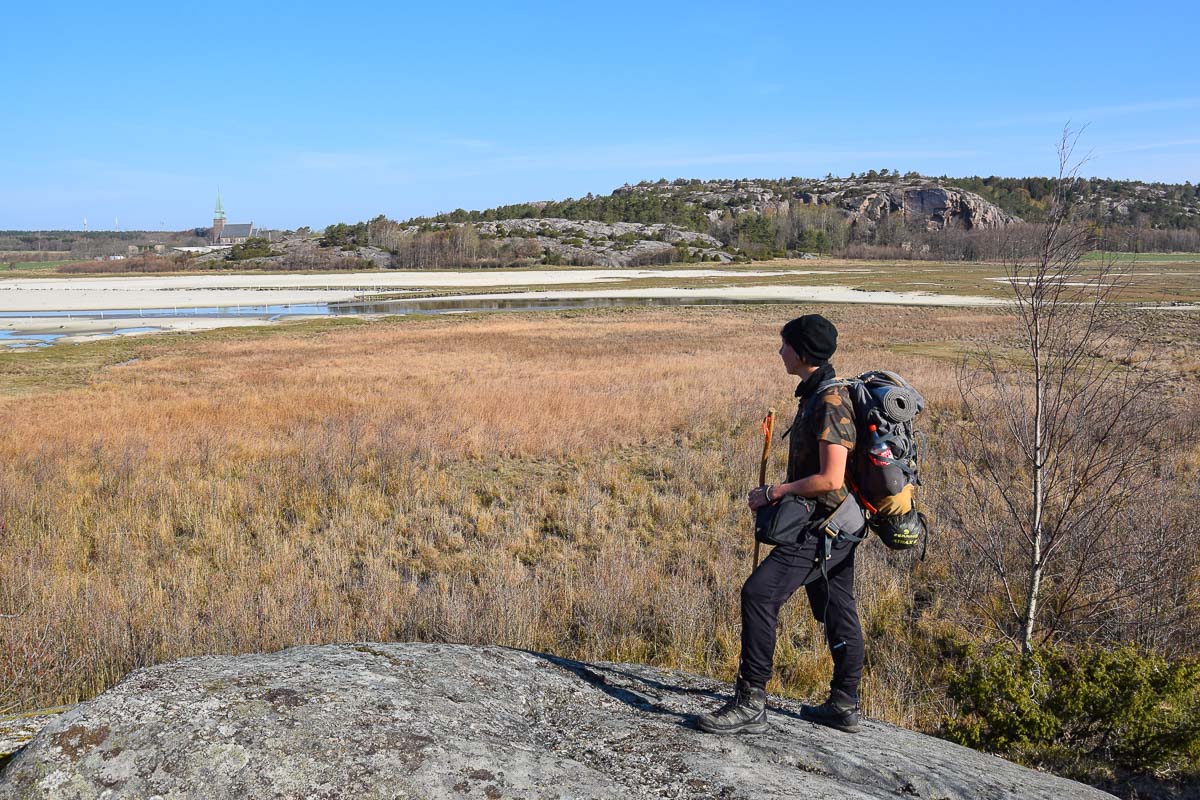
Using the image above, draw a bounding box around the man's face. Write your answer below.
[779,338,806,375]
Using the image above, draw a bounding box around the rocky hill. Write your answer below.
[412,177,1022,235]
[415,173,1199,232]
[189,233,393,271]
[406,217,734,267]
[0,643,1115,799]
[358,177,1025,268]
[393,172,1199,264]
[610,178,1022,233]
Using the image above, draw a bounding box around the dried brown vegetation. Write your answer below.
[56,254,183,274]
[0,305,1196,739]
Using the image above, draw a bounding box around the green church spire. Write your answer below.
[214,189,226,220]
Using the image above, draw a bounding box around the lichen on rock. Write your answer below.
[0,643,1115,799]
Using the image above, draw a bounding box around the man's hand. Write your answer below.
[748,485,775,510]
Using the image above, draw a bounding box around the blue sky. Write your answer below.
[2,1,1197,231]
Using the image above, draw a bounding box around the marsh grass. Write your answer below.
[0,261,85,274]
[0,304,1194,734]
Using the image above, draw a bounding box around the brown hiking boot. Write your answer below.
[697,678,768,735]
[800,688,861,733]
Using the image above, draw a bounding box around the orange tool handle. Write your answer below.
[753,409,776,568]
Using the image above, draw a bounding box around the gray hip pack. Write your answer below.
[754,493,867,549]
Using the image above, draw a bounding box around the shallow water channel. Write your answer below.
[0,327,162,349]
[0,295,788,348]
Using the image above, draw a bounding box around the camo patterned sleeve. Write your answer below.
[814,387,857,452]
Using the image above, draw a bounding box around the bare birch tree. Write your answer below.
[952,129,1169,655]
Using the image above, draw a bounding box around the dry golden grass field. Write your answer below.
[2,304,1198,736]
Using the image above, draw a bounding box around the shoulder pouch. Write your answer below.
[820,492,867,542]
[755,495,817,546]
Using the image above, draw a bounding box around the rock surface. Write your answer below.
[0,643,1115,800]
[0,710,68,771]
[836,185,1020,233]
[414,218,734,268]
[190,235,393,270]
[615,179,1022,233]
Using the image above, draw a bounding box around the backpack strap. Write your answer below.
[800,378,854,421]
[821,493,866,544]
[815,492,866,630]
[781,379,853,440]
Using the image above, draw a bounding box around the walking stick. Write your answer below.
[754,408,776,568]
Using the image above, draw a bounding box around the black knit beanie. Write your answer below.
[780,314,838,363]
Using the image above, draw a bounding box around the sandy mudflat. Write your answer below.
[1133,304,1200,311]
[0,269,810,312]
[0,268,1004,347]
[431,285,1005,306]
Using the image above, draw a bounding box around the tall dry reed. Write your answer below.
[1,305,1193,732]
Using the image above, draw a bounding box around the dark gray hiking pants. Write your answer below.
[738,534,863,698]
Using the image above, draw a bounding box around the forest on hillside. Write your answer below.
[398,174,1200,263]
[413,174,1200,232]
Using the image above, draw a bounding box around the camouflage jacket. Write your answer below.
[786,384,857,515]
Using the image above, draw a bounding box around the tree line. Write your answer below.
[391,172,1199,259]
[0,229,211,257]
[408,174,1200,232]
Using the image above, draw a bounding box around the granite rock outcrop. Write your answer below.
[0,643,1115,800]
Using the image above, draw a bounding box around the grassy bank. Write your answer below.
[0,306,979,714]
[0,260,88,273]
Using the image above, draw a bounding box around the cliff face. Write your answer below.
[614,179,1022,234]
[0,643,1114,800]
[830,185,1023,233]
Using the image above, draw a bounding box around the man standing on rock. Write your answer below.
[698,313,864,735]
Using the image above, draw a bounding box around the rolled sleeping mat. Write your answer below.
[870,385,921,423]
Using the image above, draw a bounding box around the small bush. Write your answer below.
[226,238,275,261]
[673,243,697,263]
[943,645,1200,778]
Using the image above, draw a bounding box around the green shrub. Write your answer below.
[226,238,275,261]
[944,645,1200,777]
[672,242,698,263]
[320,222,368,249]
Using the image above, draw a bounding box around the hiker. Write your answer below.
[698,313,864,735]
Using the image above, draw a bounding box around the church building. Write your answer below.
[212,191,255,245]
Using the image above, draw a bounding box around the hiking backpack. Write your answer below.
[809,370,928,553]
